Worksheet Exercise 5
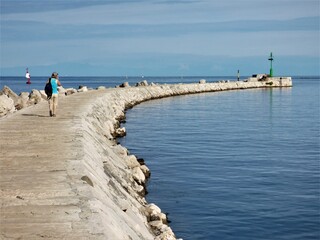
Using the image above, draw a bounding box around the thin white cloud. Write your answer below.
[3,0,319,25]
[2,17,318,42]
[1,0,319,75]
[2,29,318,69]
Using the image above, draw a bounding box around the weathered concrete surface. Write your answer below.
[0,80,292,240]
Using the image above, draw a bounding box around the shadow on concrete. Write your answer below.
[22,114,49,118]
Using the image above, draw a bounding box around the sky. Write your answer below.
[0,0,319,76]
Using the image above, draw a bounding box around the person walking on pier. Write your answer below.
[47,72,62,117]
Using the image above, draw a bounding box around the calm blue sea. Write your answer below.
[1,76,319,239]
[0,76,235,94]
[118,76,320,240]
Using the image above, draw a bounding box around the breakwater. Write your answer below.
[0,78,292,239]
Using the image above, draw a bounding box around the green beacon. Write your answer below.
[268,52,274,77]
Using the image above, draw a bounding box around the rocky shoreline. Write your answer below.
[0,78,292,239]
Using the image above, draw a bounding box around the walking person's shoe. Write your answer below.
[49,111,53,117]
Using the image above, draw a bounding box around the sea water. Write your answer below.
[118,77,320,240]
[1,76,319,239]
[0,76,234,94]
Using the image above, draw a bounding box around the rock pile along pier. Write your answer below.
[0,78,292,240]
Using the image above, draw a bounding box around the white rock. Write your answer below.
[132,182,145,195]
[78,86,88,92]
[0,94,15,116]
[126,155,140,168]
[39,90,48,100]
[149,220,163,229]
[0,86,19,105]
[65,88,77,95]
[140,165,150,178]
[132,166,145,184]
[28,89,42,104]
[16,92,31,109]
[159,212,168,224]
[146,203,161,215]
[155,229,176,240]
[119,82,130,88]
[136,80,148,86]
[115,127,126,137]
[112,144,128,156]
[58,86,66,95]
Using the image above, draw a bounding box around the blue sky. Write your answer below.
[0,0,319,76]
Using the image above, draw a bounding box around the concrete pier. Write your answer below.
[0,79,292,239]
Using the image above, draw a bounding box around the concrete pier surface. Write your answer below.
[0,79,292,240]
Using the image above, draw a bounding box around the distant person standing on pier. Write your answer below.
[47,72,62,117]
[25,68,31,84]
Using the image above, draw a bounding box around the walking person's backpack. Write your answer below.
[44,78,52,99]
